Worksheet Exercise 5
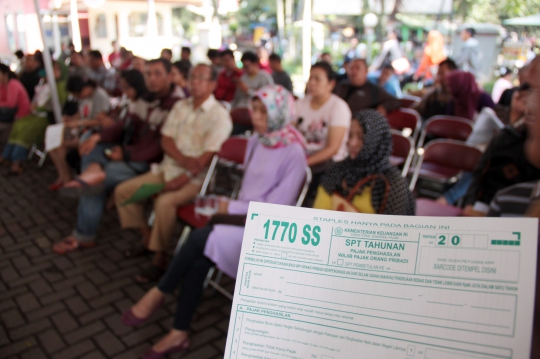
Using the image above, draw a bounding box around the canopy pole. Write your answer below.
[33,0,63,124]
[302,0,311,82]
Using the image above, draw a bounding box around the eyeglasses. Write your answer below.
[188,76,212,82]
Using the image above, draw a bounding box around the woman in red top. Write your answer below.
[0,64,31,121]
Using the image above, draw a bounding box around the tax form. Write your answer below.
[224,202,538,359]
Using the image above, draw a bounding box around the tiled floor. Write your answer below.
[0,129,233,359]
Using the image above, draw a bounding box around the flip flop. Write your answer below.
[52,237,96,255]
[141,339,190,359]
[58,178,106,198]
[48,182,65,191]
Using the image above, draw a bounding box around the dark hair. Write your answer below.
[465,27,476,37]
[241,51,259,64]
[499,67,512,77]
[33,51,44,68]
[89,50,103,60]
[15,50,24,59]
[321,52,331,57]
[120,69,147,99]
[66,76,96,93]
[310,61,336,81]
[219,49,234,58]
[269,53,281,62]
[351,58,368,68]
[161,48,172,56]
[389,29,403,42]
[381,64,395,72]
[0,64,16,80]
[147,58,172,73]
[439,58,458,71]
[172,61,189,79]
[181,46,191,55]
[207,49,219,59]
[190,63,218,82]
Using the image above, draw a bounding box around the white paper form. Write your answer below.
[224,202,538,359]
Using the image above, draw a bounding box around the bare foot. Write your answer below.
[436,197,448,205]
[152,329,189,353]
[131,287,165,319]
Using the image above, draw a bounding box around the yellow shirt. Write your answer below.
[313,185,376,214]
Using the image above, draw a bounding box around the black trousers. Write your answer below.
[157,225,215,330]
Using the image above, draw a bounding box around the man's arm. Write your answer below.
[161,135,214,175]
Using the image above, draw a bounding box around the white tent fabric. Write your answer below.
[503,13,540,27]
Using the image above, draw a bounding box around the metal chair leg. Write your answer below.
[174,226,191,255]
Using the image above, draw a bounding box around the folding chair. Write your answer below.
[27,143,47,168]
[390,130,415,177]
[173,137,249,254]
[409,139,482,192]
[204,166,313,301]
[417,115,474,149]
[386,108,421,141]
[399,95,421,109]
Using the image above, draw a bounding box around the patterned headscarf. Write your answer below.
[321,109,415,215]
[250,85,305,148]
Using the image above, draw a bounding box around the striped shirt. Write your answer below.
[488,181,540,217]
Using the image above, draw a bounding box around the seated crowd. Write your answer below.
[1,44,540,358]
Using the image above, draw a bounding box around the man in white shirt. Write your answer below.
[115,64,232,282]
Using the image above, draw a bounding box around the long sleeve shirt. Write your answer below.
[334,81,401,115]
[99,86,183,163]
[0,79,31,119]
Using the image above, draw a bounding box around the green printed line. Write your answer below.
[236,307,512,359]
[286,282,412,301]
[427,301,464,307]
[471,306,511,313]
[285,295,507,329]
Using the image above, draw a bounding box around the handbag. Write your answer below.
[0,107,17,123]
[331,174,391,214]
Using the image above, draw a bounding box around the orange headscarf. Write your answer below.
[415,30,446,79]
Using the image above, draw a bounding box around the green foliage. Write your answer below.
[453,0,539,23]
[236,0,278,31]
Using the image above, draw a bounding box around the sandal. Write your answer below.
[135,264,166,283]
[124,244,153,258]
[58,178,106,198]
[48,182,65,191]
[121,298,164,326]
[52,237,96,255]
[141,338,190,359]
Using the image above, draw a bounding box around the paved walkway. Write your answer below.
[0,129,233,359]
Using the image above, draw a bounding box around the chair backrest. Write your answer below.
[296,167,313,207]
[390,130,415,177]
[418,116,474,148]
[399,95,421,109]
[387,108,421,140]
[218,137,248,164]
[409,139,482,191]
[200,137,249,195]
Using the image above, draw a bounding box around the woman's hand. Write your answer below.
[106,146,123,161]
[78,133,101,156]
[217,198,229,214]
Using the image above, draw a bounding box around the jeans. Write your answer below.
[157,225,215,330]
[443,172,473,205]
[1,144,29,162]
[72,143,149,243]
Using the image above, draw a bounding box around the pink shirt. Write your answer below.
[0,79,31,119]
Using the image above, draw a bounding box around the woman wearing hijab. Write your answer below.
[414,30,446,82]
[314,109,415,215]
[446,70,495,121]
[0,61,66,174]
[120,85,307,359]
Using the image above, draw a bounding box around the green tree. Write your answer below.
[236,0,278,32]
[454,0,539,23]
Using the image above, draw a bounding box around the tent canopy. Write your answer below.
[503,13,540,26]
